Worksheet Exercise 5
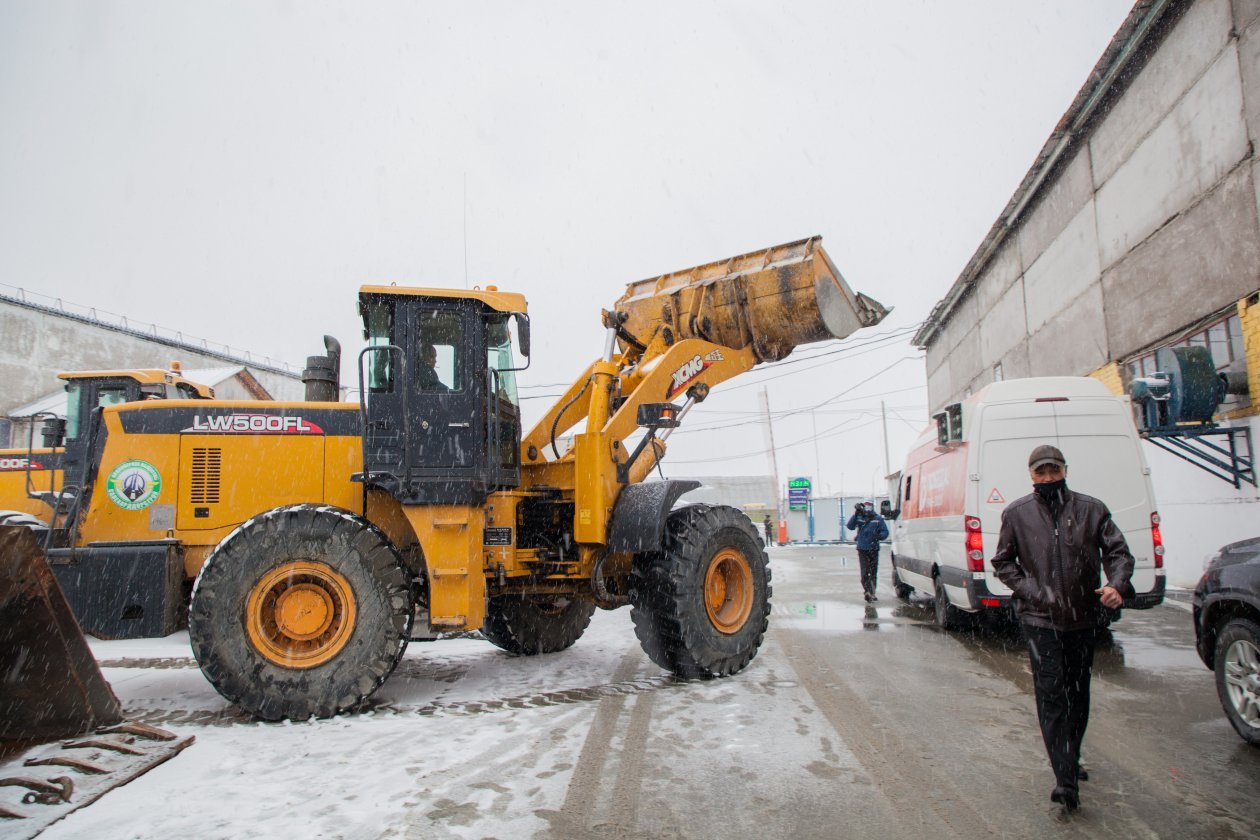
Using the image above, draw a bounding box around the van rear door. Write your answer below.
[976,397,1155,596]
[1039,399,1156,594]
[975,402,1061,596]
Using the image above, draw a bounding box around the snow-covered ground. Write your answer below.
[7,545,1255,838]
[30,606,780,839]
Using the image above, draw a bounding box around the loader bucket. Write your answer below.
[613,236,889,362]
[0,525,122,741]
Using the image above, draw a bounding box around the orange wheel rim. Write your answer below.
[246,561,356,669]
[704,547,753,634]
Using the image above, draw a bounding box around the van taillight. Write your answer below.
[1151,511,1164,569]
[965,516,984,572]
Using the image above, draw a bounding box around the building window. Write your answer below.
[1126,312,1244,379]
[1125,310,1249,412]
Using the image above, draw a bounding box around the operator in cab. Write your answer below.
[418,343,449,392]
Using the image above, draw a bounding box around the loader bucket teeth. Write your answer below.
[23,756,112,775]
[61,739,146,756]
[97,722,178,741]
[0,776,74,806]
[1,722,193,831]
[0,525,123,740]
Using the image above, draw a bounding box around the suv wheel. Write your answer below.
[1215,617,1260,746]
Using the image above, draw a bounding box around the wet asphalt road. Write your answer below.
[546,543,1260,839]
[749,543,1260,838]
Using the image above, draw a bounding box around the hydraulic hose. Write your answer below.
[550,375,593,460]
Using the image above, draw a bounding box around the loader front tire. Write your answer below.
[188,505,412,721]
[482,595,596,655]
[630,504,771,679]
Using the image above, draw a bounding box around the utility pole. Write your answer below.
[811,408,822,494]
[881,400,891,478]
[761,388,782,521]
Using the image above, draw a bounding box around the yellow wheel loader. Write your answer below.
[29,236,886,719]
[0,367,214,527]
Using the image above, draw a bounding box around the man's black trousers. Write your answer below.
[857,549,879,595]
[1022,624,1098,792]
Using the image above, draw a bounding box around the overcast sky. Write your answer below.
[0,0,1133,498]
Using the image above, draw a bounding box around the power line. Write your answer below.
[665,415,884,465]
[695,383,926,415]
[515,321,922,392]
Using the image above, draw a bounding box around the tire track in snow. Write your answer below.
[604,665,657,833]
[535,647,647,838]
[124,667,679,728]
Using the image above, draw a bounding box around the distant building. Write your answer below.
[0,290,308,448]
[4,366,273,448]
[912,0,1260,585]
[679,475,778,522]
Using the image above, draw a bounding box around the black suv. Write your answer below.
[1193,536,1260,746]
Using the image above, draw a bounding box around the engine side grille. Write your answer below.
[190,448,222,504]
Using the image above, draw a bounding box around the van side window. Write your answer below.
[904,475,912,502]
[947,404,962,441]
[934,404,964,445]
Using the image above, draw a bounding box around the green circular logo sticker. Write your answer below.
[106,460,163,511]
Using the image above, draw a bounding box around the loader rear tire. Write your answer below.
[630,504,771,679]
[482,595,596,655]
[188,504,413,721]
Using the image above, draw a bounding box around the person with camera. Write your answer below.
[846,500,889,602]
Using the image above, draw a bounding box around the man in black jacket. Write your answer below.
[990,444,1134,815]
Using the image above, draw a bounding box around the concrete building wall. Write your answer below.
[916,0,1260,587]
[0,298,305,411]
[925,0,1259,408]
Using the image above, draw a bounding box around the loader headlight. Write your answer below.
[637,403,682,429]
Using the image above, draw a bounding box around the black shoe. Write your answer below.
[863,592,873,602]
[1077,766,1089,782]
[1051,786,1080,812]
[870,594,879,602]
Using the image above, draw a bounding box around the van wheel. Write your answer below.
[1214,617,1260,745]
[933,576,973,632]
[890,557,913,600]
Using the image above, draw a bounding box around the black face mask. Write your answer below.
[1033,478,1067,501]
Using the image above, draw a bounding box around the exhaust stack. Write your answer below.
[302,335,342,402]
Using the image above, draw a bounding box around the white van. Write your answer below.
[888,376,1166,629]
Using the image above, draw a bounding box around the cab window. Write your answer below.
[416,310,464,392]
[364,300,394,393]
[64,382,83,442]
[486,314,521,407]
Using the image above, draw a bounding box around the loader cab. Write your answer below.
[357,286,529,505]
[57,370,214,491]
